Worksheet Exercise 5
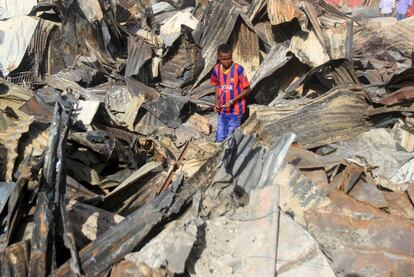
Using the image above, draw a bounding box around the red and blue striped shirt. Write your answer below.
[210,63,250,115]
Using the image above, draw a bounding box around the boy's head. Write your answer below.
[217,43,233,69]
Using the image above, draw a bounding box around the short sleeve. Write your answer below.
[210,66,219,86]
[237,65,250,89]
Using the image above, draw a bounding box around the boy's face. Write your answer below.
[218,51,233,69]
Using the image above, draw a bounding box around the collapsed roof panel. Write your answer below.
[142,94,188,128]
[192,1,240,87]
[160,32,203,88]
[125,36,153,78]
[305,191,414,277]
[249,44,289,90]
[243,85,368,149]
[231,17,261,79]
[267,0,301,25]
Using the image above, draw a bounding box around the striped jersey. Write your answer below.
[210,63,250,115]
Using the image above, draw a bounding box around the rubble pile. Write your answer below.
[1,0,414,276]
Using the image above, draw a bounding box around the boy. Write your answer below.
[210,43,251,142]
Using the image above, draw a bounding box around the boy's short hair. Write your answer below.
[217,43,232,55]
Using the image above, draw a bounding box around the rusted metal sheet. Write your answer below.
[319,1,351,28]
[0,117,34,182]
[267,0,301,25]
[383,191,414,220]
[348,180,388,208]
[300,1,352,62]
[275,163,331,226]
[0,79,34,116]
[382,20,414,57]
[354,19,414,60]
[386,67,414,92]
[126,77,160,102]
[305,191,414,277]
[231,19,260,79]
[0,240,31,277]
[379,86,414,106]
[340,164,364,192]
[283,59,360,98]
[19,95,54,123]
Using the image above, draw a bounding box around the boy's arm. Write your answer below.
[215,86,220,112]
[210,67,220,112]
[228,87,251,106]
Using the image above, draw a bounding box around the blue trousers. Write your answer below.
[396,12,407,20]
[216,113,242,142]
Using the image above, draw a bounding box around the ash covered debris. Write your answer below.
[1,0,414,276]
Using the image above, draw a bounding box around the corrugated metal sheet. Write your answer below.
[249,44,289,90]
[242,85,368,149]
[160,35,203,88]
[0,240,31,277]
[231,19,260,79]
[142,94,188,128]
[134,110,172,136]
[189,78,215,100]
[28,19,58,79]
[319,0,351,29]
[247,0,267,21]
[267,0,301,25]
[126,77,160,101]
[382,20,414,57]
[125,36,153,77]
[251,54,307,105]
[0,117,34,181]
[305,191,414,277]
[289,1,351,66]
[253,21,275,48]
[192,1,240,88]
[283,59,359,96]
[159,10,198,47]
[354,19,414,59]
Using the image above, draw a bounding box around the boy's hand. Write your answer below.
[214,103,220,112]
[221,100,234,109]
